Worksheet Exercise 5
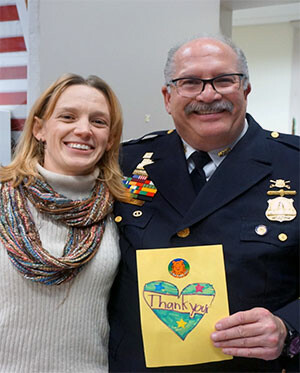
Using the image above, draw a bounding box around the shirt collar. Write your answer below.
[182,119,249,167]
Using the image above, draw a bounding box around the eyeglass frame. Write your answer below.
[167,73,245,97]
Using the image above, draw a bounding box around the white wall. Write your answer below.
[289,21,300,135]
[232,22,295,134]
[32,0,221,140]
[31,1,298,137]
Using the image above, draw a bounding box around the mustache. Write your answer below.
[184,100,234,115]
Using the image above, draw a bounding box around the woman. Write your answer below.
[0,73,125,372]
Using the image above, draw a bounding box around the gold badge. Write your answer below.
[266,197,297,222]
[265,179,297,222]
[133,152,154,176]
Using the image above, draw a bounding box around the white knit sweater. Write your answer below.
[0,166,120,373]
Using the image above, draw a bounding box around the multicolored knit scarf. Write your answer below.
[0,177,113,285]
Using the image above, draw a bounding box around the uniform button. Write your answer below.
[177,228,190,238]
[133,210,143,217]
[278,233,288,242]
[255,225,268,236]
[114,216,122,223]
[271,131,279,138]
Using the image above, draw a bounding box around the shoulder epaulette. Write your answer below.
[266,130,300,150]
[123,129,176,145]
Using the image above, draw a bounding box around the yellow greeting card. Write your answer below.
[136,244,232,368]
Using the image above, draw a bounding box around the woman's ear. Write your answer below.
[106,136,114,152]
[32,116,44,141]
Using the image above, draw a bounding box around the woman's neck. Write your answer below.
[37,164,99,200]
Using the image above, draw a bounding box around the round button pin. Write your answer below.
[177,228,190,238]
[271,131,279,138]
[278,233,288,242]
[114,216,122,223]
[133,210,143,217]
[255,225,267,236]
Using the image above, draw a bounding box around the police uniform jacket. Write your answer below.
[109,114,299,372]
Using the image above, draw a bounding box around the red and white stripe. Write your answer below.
[0,0,28,141]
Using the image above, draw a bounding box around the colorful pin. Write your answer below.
[168,258,190,278]
[123,152,158,202]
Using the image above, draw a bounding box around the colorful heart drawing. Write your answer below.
[143,281,215,340]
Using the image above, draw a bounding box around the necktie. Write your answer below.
[190,151,211,193]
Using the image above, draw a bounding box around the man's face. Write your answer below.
[162,38,251,151]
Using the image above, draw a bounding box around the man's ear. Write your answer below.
[244,83,251,99]
[162,86,172,115]
[32,116,44,141]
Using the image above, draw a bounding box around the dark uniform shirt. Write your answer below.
[109,114,299,372]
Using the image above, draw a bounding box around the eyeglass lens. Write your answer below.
[175,75,242,97]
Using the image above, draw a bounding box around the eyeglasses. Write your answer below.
[168,73,245,98]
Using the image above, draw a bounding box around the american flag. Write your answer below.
[0,0,28,153]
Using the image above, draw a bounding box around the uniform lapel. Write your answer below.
[177,119,273,231]
[144,131,196,216]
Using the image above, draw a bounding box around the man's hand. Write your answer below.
[211,307,287,360]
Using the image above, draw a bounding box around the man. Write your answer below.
[109,35,299,372]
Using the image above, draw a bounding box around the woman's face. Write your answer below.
[33,84,112,175]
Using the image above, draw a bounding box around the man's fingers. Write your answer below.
[215,307,270,330]
[211,309,287,361]
[213,334,278,348]
[221,347,281,361]
[212,324,260,341]
[212,315,278,342]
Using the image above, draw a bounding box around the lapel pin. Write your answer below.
[217,147,231,157]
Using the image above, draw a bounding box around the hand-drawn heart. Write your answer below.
[143,281,215,340]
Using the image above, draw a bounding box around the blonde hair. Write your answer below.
[0,73,127,201]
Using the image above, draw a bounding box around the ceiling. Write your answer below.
[221,0,300,26]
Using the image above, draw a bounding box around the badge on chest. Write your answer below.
[265,179,297,222]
